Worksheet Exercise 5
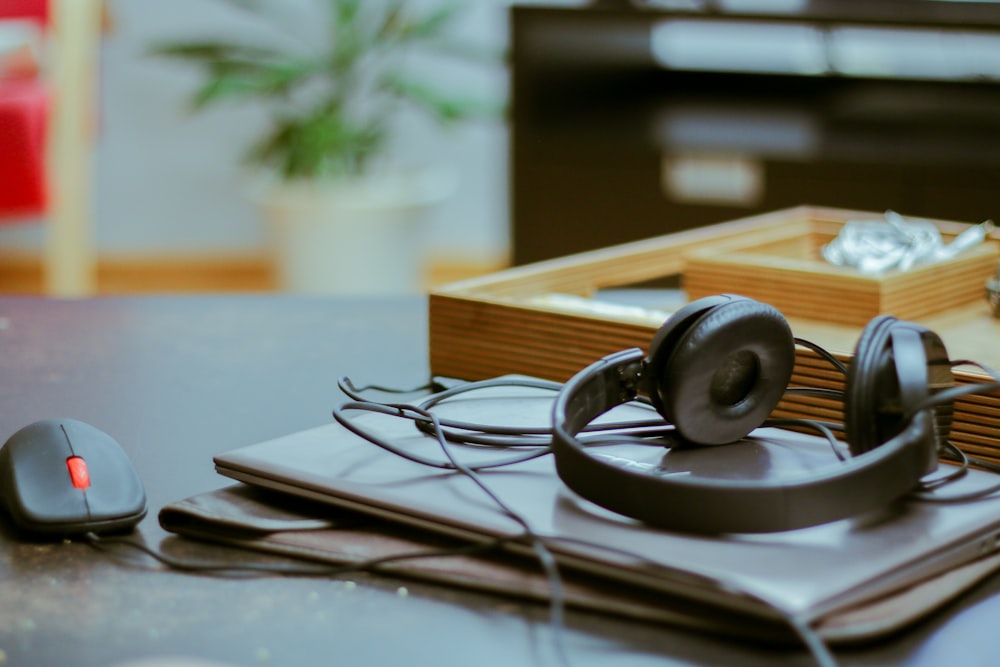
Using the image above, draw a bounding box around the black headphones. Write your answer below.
[551,294,956,534]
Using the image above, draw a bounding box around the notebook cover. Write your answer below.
[160,483,1000,644]
[211,383,1000,637]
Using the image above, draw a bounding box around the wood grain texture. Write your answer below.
[429,206,1000,464]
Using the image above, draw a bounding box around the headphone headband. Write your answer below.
[551,348,935,534]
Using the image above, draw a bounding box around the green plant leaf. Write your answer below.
[152,0,504,181]
[151,41,323,106]
[148,41,281,63]
[249,108,386,179]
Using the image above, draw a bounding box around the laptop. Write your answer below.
[213,382,1000,637]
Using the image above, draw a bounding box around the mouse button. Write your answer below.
[72,438,146,521]
[58,418,109,453]
[85,471,146,521]
[66,456,91,489]
[6,421,74,461]
[2,435,89,521]
[4,474,91,530]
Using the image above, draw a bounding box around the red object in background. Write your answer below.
[0,0,48,23]
[0,77,47,218]
[1,0,50,218]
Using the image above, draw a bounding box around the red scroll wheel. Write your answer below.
[65,456,91,490]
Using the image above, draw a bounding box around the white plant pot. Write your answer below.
[257,169,453,294]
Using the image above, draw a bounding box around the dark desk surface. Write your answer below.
[2,295,999,667]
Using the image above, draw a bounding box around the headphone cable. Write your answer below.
[336,376,842,667]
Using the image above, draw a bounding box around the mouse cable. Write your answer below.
[81,529,520,578]
[83,527,836,667]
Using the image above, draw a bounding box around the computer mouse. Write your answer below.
[0,418,147,536]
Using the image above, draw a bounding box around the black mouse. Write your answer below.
[0,419,147,536]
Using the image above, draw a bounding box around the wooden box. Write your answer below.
[428,206,1000,463]
[683,215,998,327]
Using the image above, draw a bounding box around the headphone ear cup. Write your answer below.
[845,316,953,460]
[647,296,796,445]
[646,295,736,418]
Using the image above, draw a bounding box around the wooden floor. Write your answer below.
[0,251,507,295]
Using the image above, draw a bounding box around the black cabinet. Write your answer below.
[510,2,1000,264]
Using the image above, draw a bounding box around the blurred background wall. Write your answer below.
[1,0,565,287]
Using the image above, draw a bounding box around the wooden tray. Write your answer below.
[684,216,998,327]
[428,206,1000,464]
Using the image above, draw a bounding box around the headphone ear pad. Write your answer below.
[845,316,953,458]
[845,317,901,456]
[646,295,735,418]
[647,296,796,445]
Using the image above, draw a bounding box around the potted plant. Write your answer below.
[150,0,498,293]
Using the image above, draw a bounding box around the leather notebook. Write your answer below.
[160,482,1000,644]
[204,382,1000,643]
